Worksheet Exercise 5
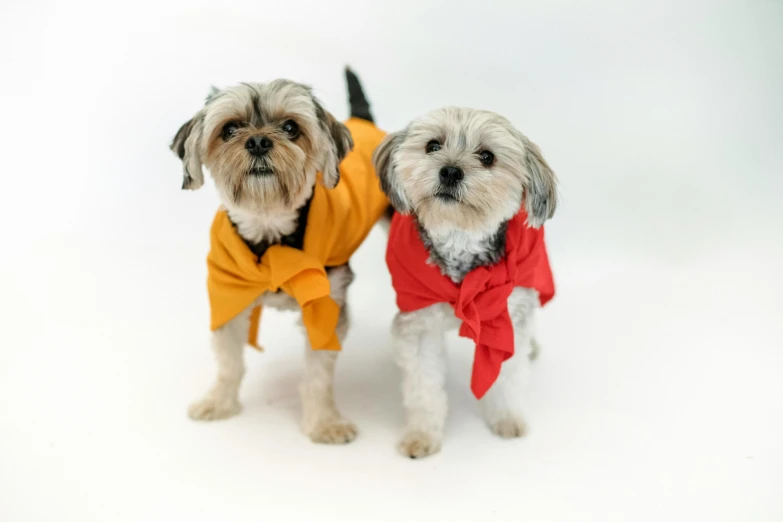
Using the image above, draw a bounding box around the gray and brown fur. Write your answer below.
[373,106,557,282]
[170,69,379,445]
[371,106,558,458]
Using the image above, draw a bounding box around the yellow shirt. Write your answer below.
[206,118,388,351]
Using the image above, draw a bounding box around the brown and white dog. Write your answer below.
[170,69,383,444]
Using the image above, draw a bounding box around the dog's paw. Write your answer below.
[308,419,358,444]
[489,416,528,439]
[187,396,241,421]
[398,430,442,459]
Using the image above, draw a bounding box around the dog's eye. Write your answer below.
[478,150,495,166]
[282,120,300,139]
[221,122,240,141]
[426,140,441,153]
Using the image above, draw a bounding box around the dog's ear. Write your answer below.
[170,112,205,190]
[372,130,411,213]
[517,132,557,227]
[313,100,353,189]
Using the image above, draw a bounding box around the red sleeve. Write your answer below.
[386,213,458,312]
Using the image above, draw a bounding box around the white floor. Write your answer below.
[1,1,782,521]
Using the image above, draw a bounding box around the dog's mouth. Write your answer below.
[249,165,274,177]
[248,158,274,177]
[434,192,459,203]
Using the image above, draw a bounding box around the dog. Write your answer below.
[170,69,388,443]
[373,107,558,458]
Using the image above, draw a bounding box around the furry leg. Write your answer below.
[300,265,357,444]
[480,288,538,437]
[188,306,250,421]
[393,306,449,458]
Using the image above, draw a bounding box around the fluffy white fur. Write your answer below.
[374,107,558,458]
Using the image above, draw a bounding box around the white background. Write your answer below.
[1,0,782,520]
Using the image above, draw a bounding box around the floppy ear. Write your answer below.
[372,130,411,213]
[313,101,354,189]
[170,112,205,190]
[518,132,557,227]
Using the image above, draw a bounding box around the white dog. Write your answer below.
[373,107,558,458]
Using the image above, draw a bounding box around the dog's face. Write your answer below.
[373,107,557,233]
[171,80,353,212]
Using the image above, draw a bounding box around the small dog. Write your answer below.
[373,107,558,458]
[170,69,388,443]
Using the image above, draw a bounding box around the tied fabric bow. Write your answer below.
[207,211,341,351]
[386,211,555,398]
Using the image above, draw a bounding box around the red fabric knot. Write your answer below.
[386,210,555,399]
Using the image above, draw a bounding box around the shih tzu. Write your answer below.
[373,107,558,458]
[170,69,388,443]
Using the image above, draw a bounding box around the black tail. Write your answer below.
[345,67,373,123]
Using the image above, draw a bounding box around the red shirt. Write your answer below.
[386,211,555,398]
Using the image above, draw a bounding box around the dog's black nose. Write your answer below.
[245,135,273,157]
[439,166,464,186]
